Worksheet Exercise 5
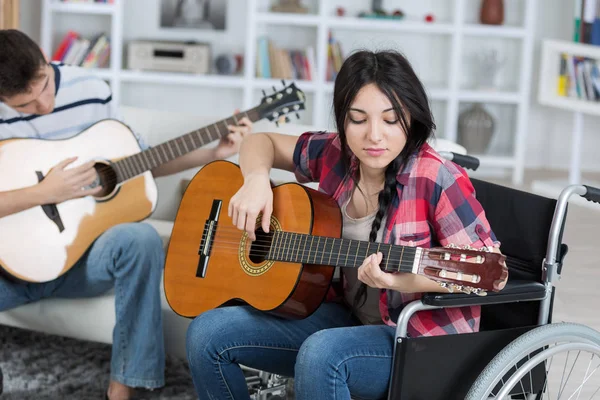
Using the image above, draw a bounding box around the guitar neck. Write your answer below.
[267,231,420,273]
[113,107,261,183]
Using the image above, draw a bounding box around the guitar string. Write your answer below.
[76,112,256,183]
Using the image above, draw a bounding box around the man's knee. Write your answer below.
[104,223,164,256]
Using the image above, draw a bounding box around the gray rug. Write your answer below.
[0,325,197,400]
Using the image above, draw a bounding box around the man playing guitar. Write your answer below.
[0,29,252,400]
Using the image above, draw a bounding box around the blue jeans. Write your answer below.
[0,223,165,389]
[186,303,396,400]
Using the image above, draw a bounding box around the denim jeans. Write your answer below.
[186,303,396,400]
[0,223,165,389]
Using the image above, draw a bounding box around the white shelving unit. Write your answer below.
[535,39,600,208]
[244,0,538,185]
[40,0,537,184]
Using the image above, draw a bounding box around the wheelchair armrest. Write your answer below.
[421,280,546,307]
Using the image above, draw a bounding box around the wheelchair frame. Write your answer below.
[388,183,600,400]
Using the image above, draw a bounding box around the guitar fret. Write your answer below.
[189,131,200,148]
[151,147,162,164]
[355,241,361,267]
[385,244,392,271]
[291,233,299,262]
[119,160,131,180]
[267,232,275,260]
[148,149,158,167]
[301,234,308,264]
[398,246,405,272]
[274,232,281,260]
[281,232,289,262]
[214,124,222,137]
[314,236,321,264]
[326,238,333,266]
[181,136,190,153]
[167,142,176,160]
[294,234,302,263]
[308,236,315,264]
[336,239,342,266]
[222,120,229,134]
[131,155,143,175]
[158,145,168,163]
[345,240,352,267]
[141,152,152,170]
[319,237,325,264]
[233,114,239,125]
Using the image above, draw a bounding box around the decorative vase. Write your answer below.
[480,0,504,25]
[457,103,495,154]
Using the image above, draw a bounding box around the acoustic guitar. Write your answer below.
[0,83,306,283]
[164,161,508,320]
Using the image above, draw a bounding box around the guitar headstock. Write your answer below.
[418,245,508,295]
[257,81,306,125]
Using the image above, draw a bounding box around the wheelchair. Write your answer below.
[243,152,600,400]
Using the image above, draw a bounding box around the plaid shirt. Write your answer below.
[293,131,499,337]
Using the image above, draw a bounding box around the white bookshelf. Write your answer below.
[244,0,538,185]
[40,0,537,184]
[534,39,600,206]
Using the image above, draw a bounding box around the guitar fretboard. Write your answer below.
[113,108,260,183]
[266,231,418,272]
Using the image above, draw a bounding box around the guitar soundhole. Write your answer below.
[248,228,274,264]
[93,162,118,197]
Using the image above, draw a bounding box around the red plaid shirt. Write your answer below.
[293,131,499,337]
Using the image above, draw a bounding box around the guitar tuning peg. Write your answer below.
[296,113,300,120]
[275,121,279,127]
[262,89,267,97]
[272,86,277,93]
[281,79,286,87]
[285,116,290,123]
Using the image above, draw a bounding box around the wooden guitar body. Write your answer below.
[164,161,341,319]
[0,120,156,282]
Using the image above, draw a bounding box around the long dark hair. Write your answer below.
[333,50,436,308]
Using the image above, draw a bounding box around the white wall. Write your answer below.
[18,0,600,172]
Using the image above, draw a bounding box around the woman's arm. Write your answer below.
[228,132,299,239]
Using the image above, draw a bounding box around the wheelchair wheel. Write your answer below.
[466,322,600,400]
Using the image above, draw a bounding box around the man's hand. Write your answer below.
[213,111,253,160]
[38,157,102,204]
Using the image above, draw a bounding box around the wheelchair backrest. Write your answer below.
[471,179,566,329]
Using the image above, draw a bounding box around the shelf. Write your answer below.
[458,90,521,104]
[255,12,320,27]
[539,95,600,118]
[462,24,526,38]
[119,70,246,88]
[50,1,116,15]
[327,17,454,34]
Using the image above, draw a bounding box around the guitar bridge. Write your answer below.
[197,199,222,278]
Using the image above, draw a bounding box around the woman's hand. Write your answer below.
[357,252,399,290]
[228,172,272,241]
[358,252,450,293]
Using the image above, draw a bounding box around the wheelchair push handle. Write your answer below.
[438,152,480,171]
[583,185,600,204]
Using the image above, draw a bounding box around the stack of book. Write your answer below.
[326,32,343,82]
[51,31,110,68]
[256,37,316,80]
[574,0,600,45]
[557,53,600,101]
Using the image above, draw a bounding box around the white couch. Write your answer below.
[0,106,467,360]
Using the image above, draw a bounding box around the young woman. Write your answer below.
[186,50,504,400]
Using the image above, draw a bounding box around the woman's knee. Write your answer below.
[186,307,248,368]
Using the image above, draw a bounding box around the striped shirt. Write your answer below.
[0,63,146,148]
[293,131,500,338]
